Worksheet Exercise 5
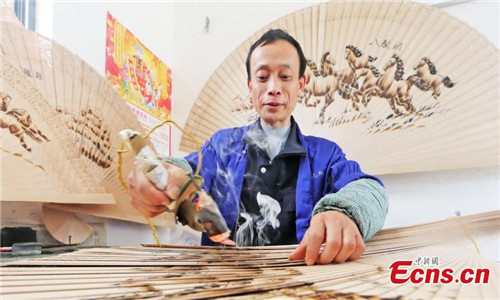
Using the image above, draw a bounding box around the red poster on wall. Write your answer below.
[105,12,171,157]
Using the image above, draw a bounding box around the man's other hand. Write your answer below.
[288,210,365,265]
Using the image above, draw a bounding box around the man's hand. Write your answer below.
[288,210,365,265]
[127,161,187,218]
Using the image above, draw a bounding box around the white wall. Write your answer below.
[381,166,499,228]
[51,1,176,76]
[6,1,499,249]
[35,0,53,38]
[441,0,499,47]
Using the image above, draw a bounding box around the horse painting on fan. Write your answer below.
[343,45,378,111]
[300,53,342,124]
[408,57,455,99]
[231,49,455,129]
[0,92,50,152]
[352,65,382,110]
[360,54,456,134]
[298,50,366,124]
[364,54,417,115]
[313,45,456,125]
[322,51,361,109]
[345,45,377,70]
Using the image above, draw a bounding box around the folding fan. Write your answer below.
[180,0,499,175]
[1,54,110,201]
[42,205,94,244]
[0,15,174,243]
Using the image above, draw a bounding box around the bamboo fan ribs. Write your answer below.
[180,0,499,175]
[1,211,499,299]
[0,11,174,242]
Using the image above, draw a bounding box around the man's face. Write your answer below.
[247,40,305,127]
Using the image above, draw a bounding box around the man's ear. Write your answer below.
[298,75,306,91]
[247,79,252,92]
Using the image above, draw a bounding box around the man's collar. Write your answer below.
[243,117,306,156]
[281,117,306,156]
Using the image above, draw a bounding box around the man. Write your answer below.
[128,29,388,265]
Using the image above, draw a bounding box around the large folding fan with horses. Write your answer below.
[180,0,499,175]
[0,10,174,243]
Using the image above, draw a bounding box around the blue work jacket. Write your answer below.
[185,119,381,246]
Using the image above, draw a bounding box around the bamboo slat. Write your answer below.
[1,210,498,299]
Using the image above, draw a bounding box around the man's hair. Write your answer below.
[245,29,307,80]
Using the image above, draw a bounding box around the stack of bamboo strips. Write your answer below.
[1,211,498,299]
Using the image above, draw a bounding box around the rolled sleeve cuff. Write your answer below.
[313,178,388,241]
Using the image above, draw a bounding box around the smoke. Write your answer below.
[208,123,282,246]
[235,192,281,246]
[245,123,291,160]
[257,192,280,229]
[245,124,269,150]
[211,125,268,209]
[235,212,255,246]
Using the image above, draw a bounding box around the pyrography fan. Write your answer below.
[180,0,499,175]
[0,13,174,243]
